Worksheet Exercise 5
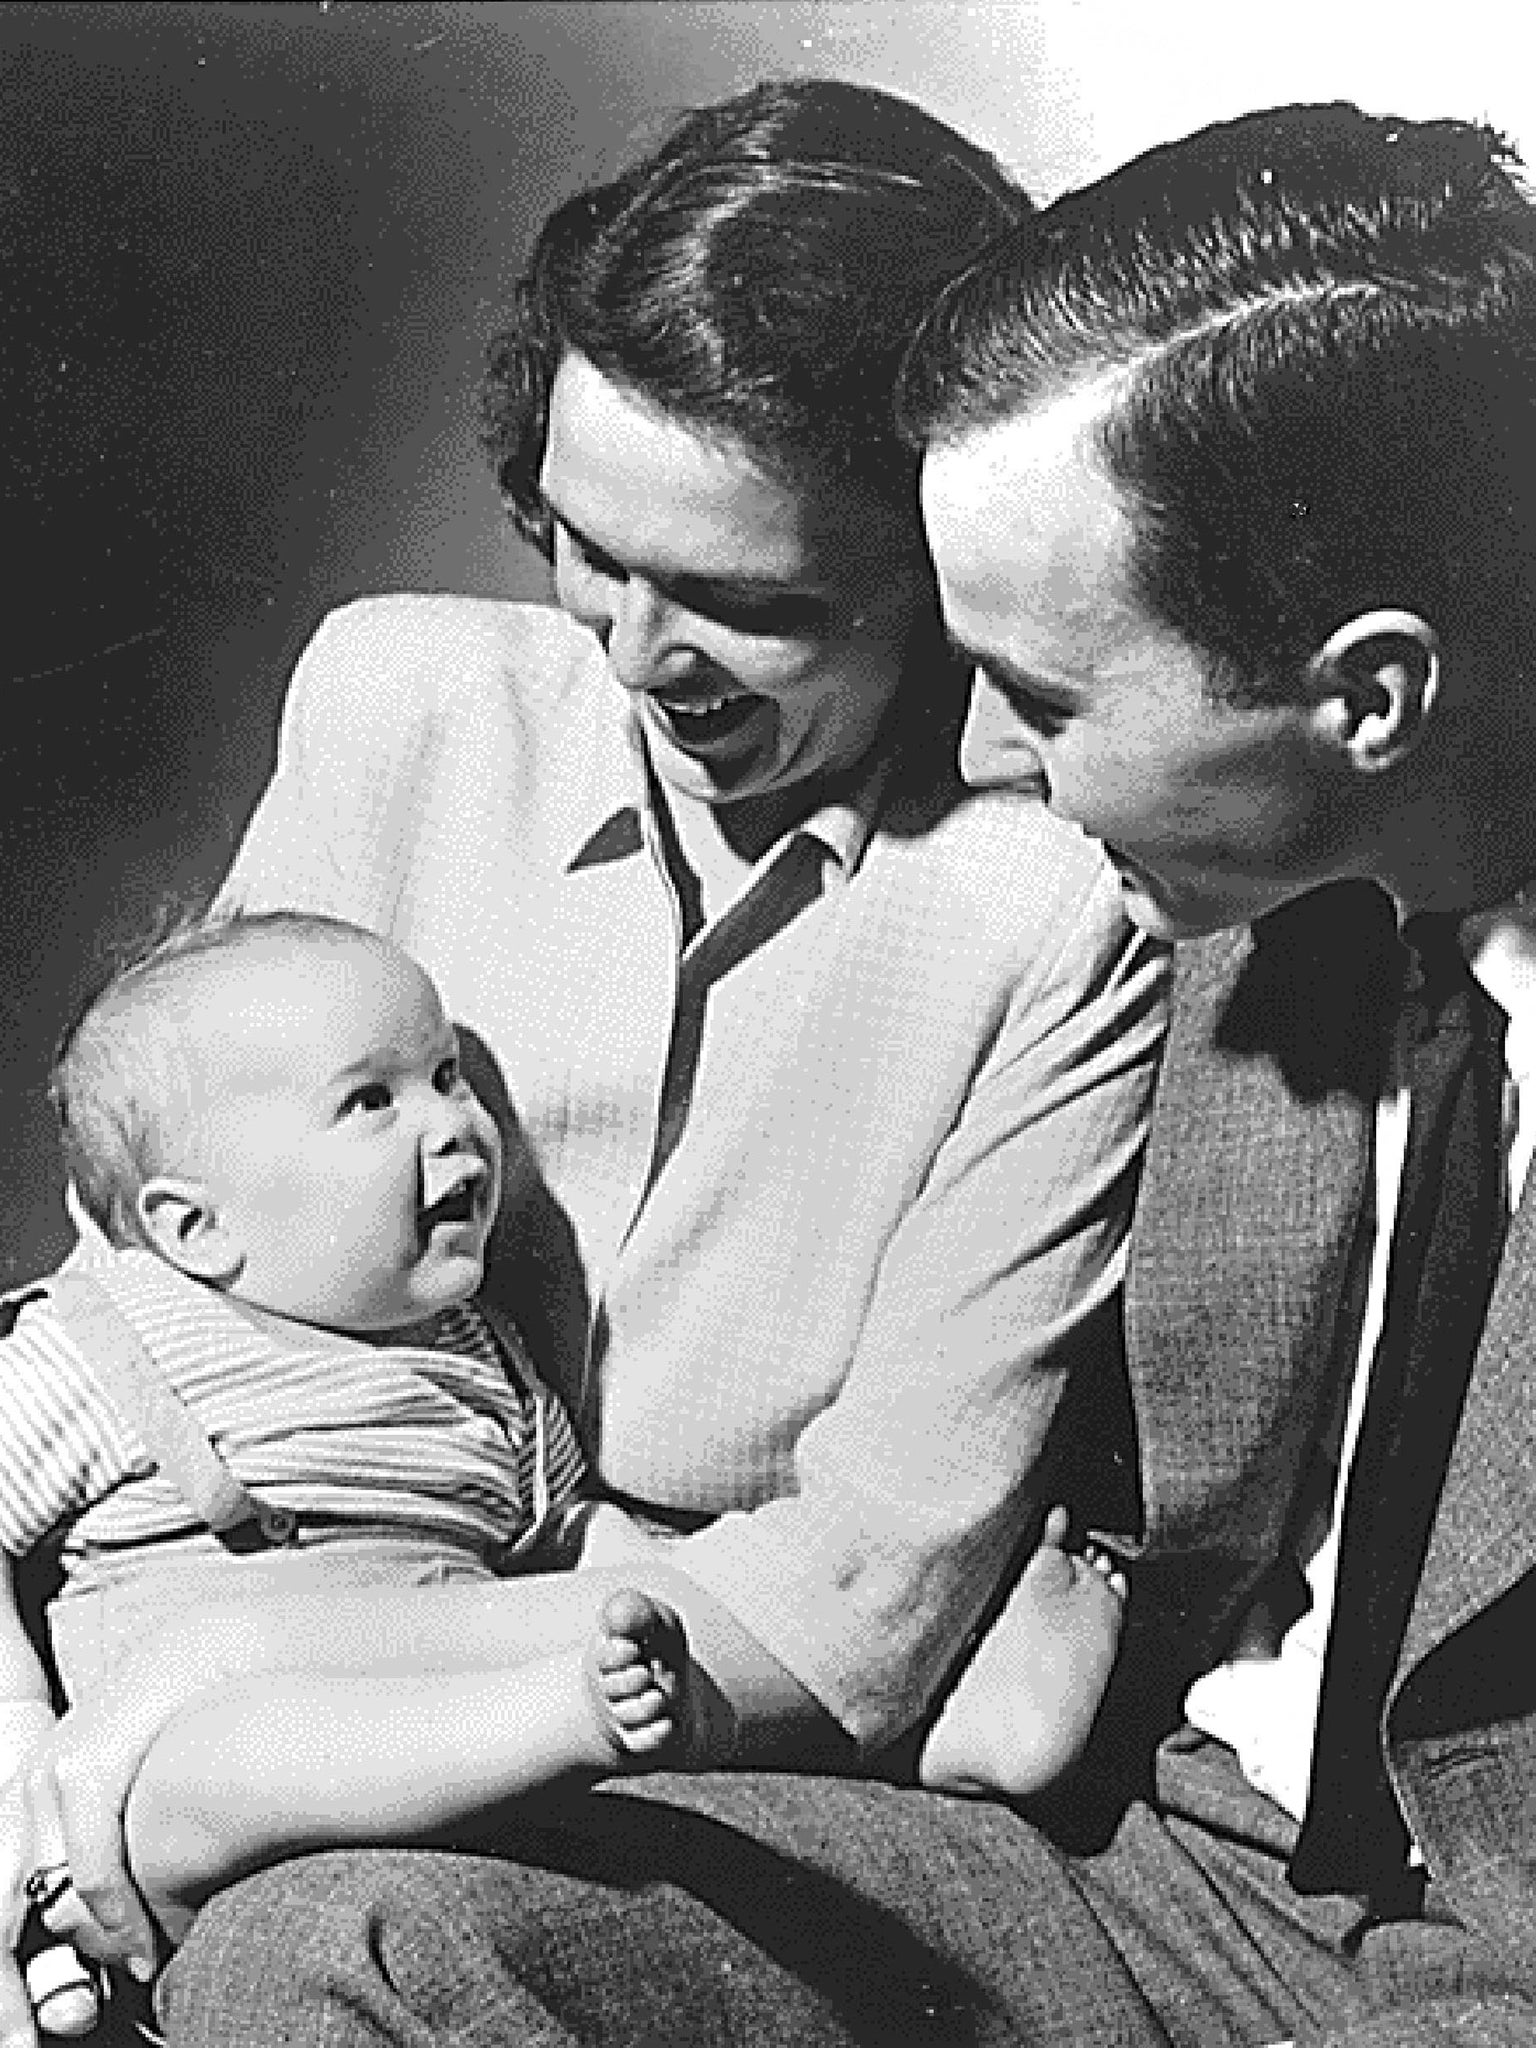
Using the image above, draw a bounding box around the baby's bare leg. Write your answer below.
[919,1506,1126,1799]
[128,1602,708,1931]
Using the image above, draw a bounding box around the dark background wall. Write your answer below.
[3,0,1529,1282]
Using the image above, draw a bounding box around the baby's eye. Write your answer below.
[340,1081,393,1117]
[433,1055,461,1095]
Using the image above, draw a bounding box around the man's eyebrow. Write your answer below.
[946,631,1028,684]
[946,635,1071,700]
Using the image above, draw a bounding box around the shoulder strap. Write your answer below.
[0,1287,44,1341]
[40,1271,298,1548]
[472,1295,585,1554]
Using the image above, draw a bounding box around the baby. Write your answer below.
[1,911,688,2034]
[5,909,1128,2038]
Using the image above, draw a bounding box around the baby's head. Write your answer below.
[52,911,503,1333]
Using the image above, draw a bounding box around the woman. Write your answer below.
[11,77,1164,2044]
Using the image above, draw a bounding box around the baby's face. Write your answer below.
[183,935,503,1331]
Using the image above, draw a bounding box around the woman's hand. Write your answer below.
[0,1762,105,2048]
[0,1702,107,2048]
[14,1597,287,1982]
[14,1696,167,1987]
[13,1897,104,2044]
[0,1763,47,2048]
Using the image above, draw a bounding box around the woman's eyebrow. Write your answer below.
[548,500,828,604]
[544,501,623,571]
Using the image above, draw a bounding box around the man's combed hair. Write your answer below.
[482,76,1025,549]
[900,103,1536,704]
[51,908,379,1247]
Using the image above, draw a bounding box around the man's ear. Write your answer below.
[1305,609,1440,774]
[136,1177,243,1285]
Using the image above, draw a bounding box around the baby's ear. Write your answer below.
[136,1177,242,1285]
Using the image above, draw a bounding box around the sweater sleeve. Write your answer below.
[656,861,1166,1745]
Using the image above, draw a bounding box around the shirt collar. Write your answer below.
[1461,891,1536,1057]
[566,706,890,880]
[785,752,890,875]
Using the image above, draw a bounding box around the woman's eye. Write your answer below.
[341,1082,393,1117]
[698,593,833,638]
[557,521,625,583]
[433,1056,461,1094]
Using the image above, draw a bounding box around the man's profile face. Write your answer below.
[920,379,1364,940]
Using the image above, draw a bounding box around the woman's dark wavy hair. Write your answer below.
[483,77,1024,555]
[901,103,1536,706]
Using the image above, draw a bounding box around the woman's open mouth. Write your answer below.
[648,688,765,752]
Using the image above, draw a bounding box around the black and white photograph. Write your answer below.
[3,5,1536,2043]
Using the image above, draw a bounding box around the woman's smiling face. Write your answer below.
[539,353,934,822]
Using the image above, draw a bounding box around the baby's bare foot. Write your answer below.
[920,1505,1127,1799]
[586,1588,692,1765]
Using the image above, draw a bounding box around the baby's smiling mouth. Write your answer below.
[421,1170,488,1233]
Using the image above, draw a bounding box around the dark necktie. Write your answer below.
[1289,912,1508,1900]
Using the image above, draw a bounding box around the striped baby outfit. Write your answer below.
[0,1247,585,1576]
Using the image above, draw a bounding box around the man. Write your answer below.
[903,101,1536,2040]
[26,101,1536,2048]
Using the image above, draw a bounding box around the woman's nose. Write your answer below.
[555,540,703,693]
[599,578,697,695]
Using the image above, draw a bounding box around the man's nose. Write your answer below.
[958,672,1048,794]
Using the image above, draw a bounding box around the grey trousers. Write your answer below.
[156,1731,1524,2048]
